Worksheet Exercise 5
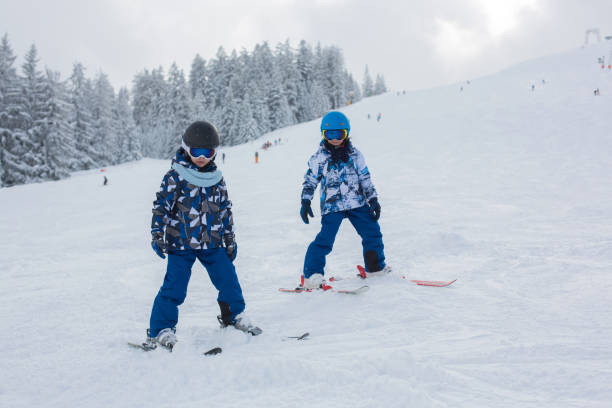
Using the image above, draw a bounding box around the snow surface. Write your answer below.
[1,44,611,408]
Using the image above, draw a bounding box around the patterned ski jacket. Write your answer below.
[301,141,377,215]
[151,149,234,251]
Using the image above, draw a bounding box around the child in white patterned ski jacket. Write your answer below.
[300,111,388,287]
[301,141,377,215]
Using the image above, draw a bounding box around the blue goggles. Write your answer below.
[189,147,215,159]
[322,129,348,141]
[182,141,216,159]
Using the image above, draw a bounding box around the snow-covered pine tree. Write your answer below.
[267,82,292,131]
[132,67,169,158]
[188,54,207,99]
[297,40,315,88]
[20,44,51,181]
[344,72,361,105]
[234,92,258,145]
[207,47,231,111]
[309,82,331,118]
[246,81,270,138]
[132,69,156,156]
[164,63,192,156]
[295,40,318,122]
[362,65,374,97]
[114,87,141,163]
[189,54,212,121]
[91,71,116,164]
[0,34,23,186]
[42,69,78,178]
[67,62,96,169]
[374,74,387,95]
[219,85,239,146]
[276,40,300,125]
[248,42,276,136]
[319,46,347,109]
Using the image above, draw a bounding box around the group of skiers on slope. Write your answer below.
[140,112,390,351]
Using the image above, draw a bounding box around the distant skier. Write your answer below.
[531,84,535,91]
[299,111,390,289]
[222,152,226,164]
[367,113,371,119]
[141,121,261,351]
[103,176,108,186]
[376,112,382,122]
[255,151,259,164]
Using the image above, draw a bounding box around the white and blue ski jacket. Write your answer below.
[301,141,377,215]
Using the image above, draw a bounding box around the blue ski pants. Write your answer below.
[149,248,244,337]
[303,205,385,278]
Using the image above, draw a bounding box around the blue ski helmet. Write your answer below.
[321,111,350,133]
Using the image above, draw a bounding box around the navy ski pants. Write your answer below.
[149,248,244,337]
[303,205,385,278]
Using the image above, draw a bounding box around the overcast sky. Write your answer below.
[1,0,611,92]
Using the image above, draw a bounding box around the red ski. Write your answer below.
[279,275,369,294]
[278,286,369,295]
[329,266,456,287]
[410,279,457,287]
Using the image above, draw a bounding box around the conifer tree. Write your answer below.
[219,84,240,145]
[188,54,207,99]
[374,74,387,95]
[68,62,96,169]
[114,87,141,163]
[276,40,300,124]
[19,44,50,180]
[43,69,78,178]
[164,63,192,156]
[362,65,374,97]
[91,71,116,164]
[234,92,258,145]
[0,34,23,186]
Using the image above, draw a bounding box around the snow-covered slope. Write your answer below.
[1,43,611,408]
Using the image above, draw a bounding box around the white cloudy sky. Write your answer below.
[1,0,611,91]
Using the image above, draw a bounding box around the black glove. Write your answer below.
[300,199,314,224]
[224,234,237,262]
[368,197,381,221]
[151,230,167,259]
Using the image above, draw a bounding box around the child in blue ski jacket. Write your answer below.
[300,111,390,289]
[141,121,260,351]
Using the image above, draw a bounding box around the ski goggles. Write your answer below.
[182,141,216,159]
[322,129,348,141]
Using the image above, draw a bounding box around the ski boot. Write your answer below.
[217,312,263,336]
[154,328,177,351]
[138,329,158,351]
[302,273,332,290]
[365,265,392,278]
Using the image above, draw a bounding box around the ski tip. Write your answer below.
[297,332,310,340]
[356,265,367,279]
[336,285,369,294]
[411,279,457,287]
[203,347,223,356]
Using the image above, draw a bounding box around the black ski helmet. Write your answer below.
[182,121,220,149]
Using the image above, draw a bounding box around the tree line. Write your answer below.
[0,34,387,187]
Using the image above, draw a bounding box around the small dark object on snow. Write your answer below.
[203,347,223,356]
